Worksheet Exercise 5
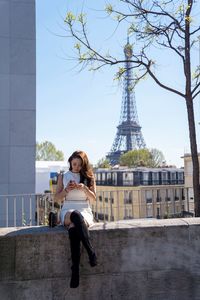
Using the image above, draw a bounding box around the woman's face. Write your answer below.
[71,158,82,173]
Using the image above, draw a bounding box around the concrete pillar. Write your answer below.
[0,0,36,225]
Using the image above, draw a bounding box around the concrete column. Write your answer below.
[0,0,36,225]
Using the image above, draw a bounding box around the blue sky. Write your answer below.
[36,0,200,167]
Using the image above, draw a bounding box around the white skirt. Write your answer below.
[60,200,94,227]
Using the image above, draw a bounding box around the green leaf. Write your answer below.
[105,4,113,15]
[74,43,81,50]
[114,67,126,80]
[65,11,76,24]
[128,24,137,34]
[114,14,123,22]
[78,13,86,24]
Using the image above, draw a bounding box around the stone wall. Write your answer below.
[1,218,200,300]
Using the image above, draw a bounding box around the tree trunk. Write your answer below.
[184,0,200,216]
[185,96,200,216]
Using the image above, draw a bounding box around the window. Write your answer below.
[174,189,179,201]
[113,172,117,185]
[96,173,100,181]
[177,172,184,181]
[181,189,185,200]
[165,197,171,202]
[146,198,152,203]
[143,172,149,184]
[124,208,133,219]
[171,172,176,184]
[175,205,179,213]
[161,172,168,184]
[124,191,132,204]
[156,190,161,202]
[146,204,153,218]
[145,190,152,203]
[123,172,133,186]
[152,172,159,185]
[107,173,112,184]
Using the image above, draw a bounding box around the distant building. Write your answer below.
[95,167,184,186]
[183,153,198,214]
[92,167,189,221]
[35,163,192,223]
[35,161,68,193]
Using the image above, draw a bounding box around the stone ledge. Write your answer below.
[1,217,200,237]
[1,218,200,300]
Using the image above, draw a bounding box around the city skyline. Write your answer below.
[36,0,200,167]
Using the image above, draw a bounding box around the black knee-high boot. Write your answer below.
[70,210,97,267]
[68,227,81,288]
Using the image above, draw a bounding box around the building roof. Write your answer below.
[36,161,68,172]
[95,166,184,173]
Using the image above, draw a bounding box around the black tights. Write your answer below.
[68,210,97,288]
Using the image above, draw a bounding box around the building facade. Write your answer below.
[183,153,198,214]
[92,167,190,221]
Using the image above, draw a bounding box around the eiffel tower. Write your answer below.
[107,38,146,165]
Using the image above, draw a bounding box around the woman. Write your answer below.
[55,150,97,288]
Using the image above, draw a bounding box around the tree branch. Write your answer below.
[192,89,200,100]
[145,62,185,97]
[191,26,200,35]
[192,82,200,96]
[119,0,185,33]
[163,29,185,62]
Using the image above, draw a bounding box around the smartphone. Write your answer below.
[69,180,76,186]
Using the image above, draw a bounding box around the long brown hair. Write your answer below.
[68,150,94,188]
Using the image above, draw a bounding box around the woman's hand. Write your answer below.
[76,183,85,190]
[76,183,89,194]
[65,180,77,193]
[76,183,96,202]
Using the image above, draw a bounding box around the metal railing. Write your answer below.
[0,193,61,228]
[94,190,194,222]
[0,190,195,227]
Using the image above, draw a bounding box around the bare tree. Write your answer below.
[64,0,200,216]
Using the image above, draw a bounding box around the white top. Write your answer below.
[63,170,80,186]
[60,170,94,226]
[63,170,87,201]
